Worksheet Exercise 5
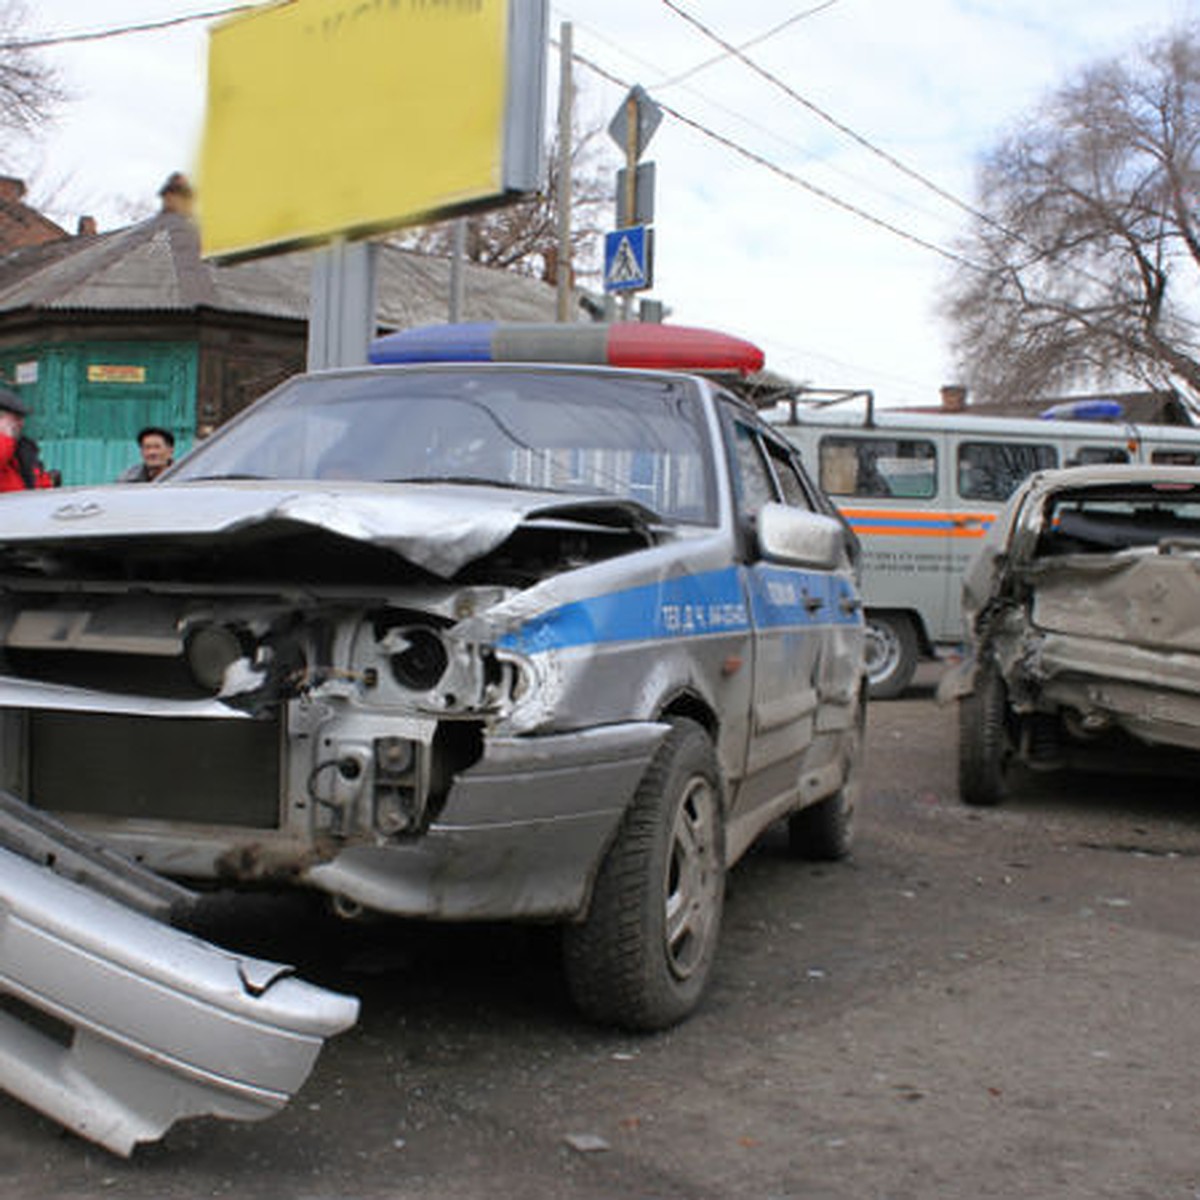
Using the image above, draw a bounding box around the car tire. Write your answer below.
[864,612,919,699]
[563,718,725,1032]
[788,701,863,861]
[958,662,1010,806]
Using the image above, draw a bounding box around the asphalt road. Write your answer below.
[4,664,1200,1199]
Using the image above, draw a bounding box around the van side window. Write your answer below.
[1151,448,1200,465]
[958,441,1057,501]
[1068,446,1130,466]
[818,436,936,499]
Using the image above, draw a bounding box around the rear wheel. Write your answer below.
[958,662,1011,806]
[864,612,919,699]
[563,719,725,1032]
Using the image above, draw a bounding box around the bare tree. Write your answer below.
[942,26,1200,407]
[0,0,63,139]
[398,119,613,286]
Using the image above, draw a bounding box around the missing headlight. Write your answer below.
[388,627,448,691]
[185,624,253,693]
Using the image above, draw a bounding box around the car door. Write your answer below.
[725,411,829,793]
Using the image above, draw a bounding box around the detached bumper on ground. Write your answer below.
[0,843,359,1156]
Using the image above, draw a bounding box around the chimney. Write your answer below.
[77,215,97,237]
[940,384,967,413]
[0,177,26,205]
[158,171,195,216]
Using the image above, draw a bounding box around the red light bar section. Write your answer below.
[606,324,763,374]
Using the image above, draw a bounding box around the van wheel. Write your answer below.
[864,613,918,699]
[562,719,725,1032]
[789,699,864,861]
[958,663,1010,806]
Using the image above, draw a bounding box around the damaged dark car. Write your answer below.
[0,351,865,1032]
[942,464,1200,805]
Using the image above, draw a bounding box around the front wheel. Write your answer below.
[563,719,725,1032]
[864,612,919,699]
[958,662,1011,806]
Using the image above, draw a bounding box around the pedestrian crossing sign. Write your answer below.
[604,225,652,293]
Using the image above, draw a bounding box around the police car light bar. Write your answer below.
[369,322,765,376]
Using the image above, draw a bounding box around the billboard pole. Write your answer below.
[450,218,466,322]
[555,21,574,322]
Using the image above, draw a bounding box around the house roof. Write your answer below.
[0,177,69,253]
[0,209,563,328]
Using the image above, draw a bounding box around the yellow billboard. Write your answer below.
[199,0,547,261]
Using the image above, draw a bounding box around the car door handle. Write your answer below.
[803,594,824,614]
[839,596,862,615]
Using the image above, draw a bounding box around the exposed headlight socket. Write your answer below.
[387,627,449,691]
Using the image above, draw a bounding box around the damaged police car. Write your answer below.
[0,323,865,1032]
[945,464,1200,805]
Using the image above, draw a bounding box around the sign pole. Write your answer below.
[622,93,638,320]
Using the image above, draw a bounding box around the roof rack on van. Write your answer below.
[768,387,878,429]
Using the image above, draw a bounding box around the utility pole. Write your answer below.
[449,217,466,321]
[555,21,574,322]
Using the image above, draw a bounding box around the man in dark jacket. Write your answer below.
[0,388,53,493]
[118,426,175,482]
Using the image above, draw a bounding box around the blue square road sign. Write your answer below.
[604,225,652,293]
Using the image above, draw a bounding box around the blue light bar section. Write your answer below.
[1039,399,1124,421]
[371,322,496,363]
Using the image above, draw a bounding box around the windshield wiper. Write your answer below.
[383,475,557,491]
[176,473,271,482]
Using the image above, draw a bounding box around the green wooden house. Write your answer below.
[0,195,564,486]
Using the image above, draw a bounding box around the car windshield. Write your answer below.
[171,367,716,524]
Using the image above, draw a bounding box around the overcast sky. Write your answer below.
[9,0,1200,404]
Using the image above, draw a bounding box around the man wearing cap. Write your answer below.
[0,388,54,493]
[118,426,175,482]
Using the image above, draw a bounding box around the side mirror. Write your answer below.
[757,503,846,570]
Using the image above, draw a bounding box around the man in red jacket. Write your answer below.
[0,388,54,492]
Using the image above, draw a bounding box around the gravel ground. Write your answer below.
[3,663,1199,1199]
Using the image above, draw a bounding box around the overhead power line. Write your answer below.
[557,11,961,234]
[659,0,989,228]
[657,0,1118,292]
[657,1,839,89]
[568,45,984,272]
[0,5,252,51]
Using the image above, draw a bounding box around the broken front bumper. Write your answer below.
[0,843,359,1156]
[305,722,671,919]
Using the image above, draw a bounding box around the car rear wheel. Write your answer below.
[864,612,919,699]
[958,662,1010,806]
[563,718,725,1032]
[789,701,863,861]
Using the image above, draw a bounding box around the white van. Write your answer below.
[766,395,1200,696]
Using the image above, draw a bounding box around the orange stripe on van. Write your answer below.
[838,508,995,539]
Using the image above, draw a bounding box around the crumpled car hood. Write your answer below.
[0,481,653,580]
